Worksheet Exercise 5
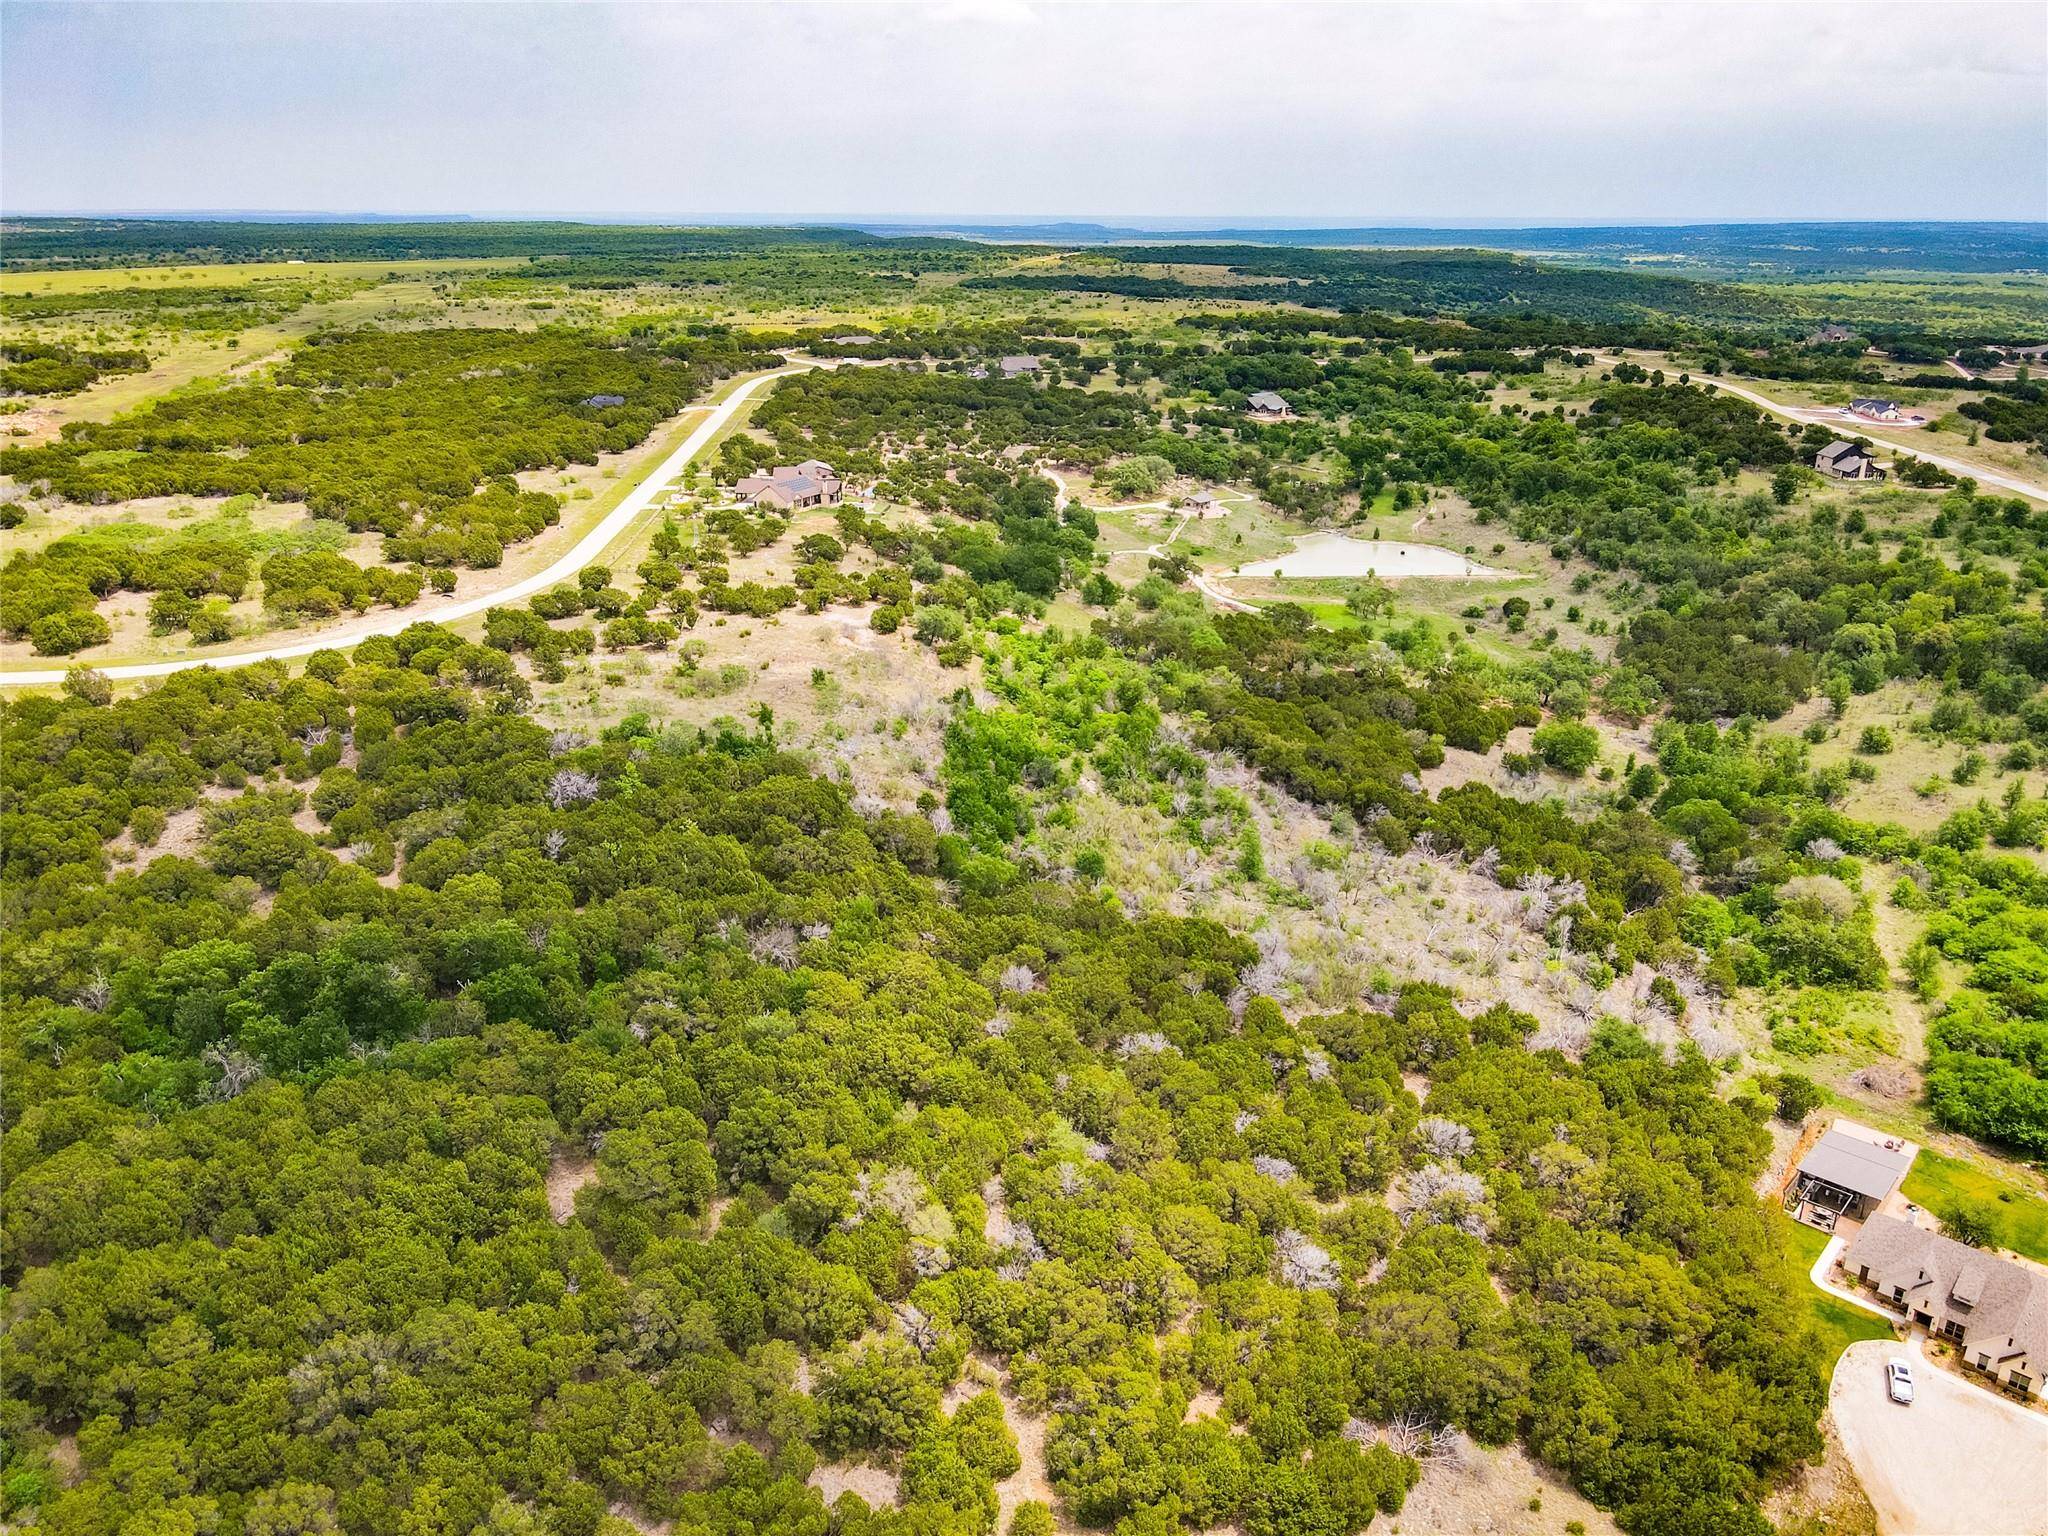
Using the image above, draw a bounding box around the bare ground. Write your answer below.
[607,1499,672,1535]
[1394,1441,1621,1536]
[545,1152,597,1223]
[1183,1388,1225,1425]
[995,1382,1071,1534]
[1762,1413,1881,1536]
[807,1463,901,1510]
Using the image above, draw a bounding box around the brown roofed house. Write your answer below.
[1842,1214,2048,1398]
[734,461,842,509]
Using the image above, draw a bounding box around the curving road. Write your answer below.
[0,362,816,688]
[1592,354,2048,504]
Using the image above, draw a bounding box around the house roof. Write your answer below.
[762,475,822,498]
[1247,391,1290,412]
[1850,398,1898,411]
[1186,490,1217,504]
[1797,1128,1912,1201]
[1845,1214,2048,1366]
[1000,355,1041,372]
[1817,440,1870,466]
[582,394,626,407]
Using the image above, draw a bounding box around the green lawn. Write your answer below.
[1775,1214,1896,1373]
[1900,1149,2048,1263]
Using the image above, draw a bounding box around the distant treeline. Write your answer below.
[866,219,2048,275]
[962,245,1806,327]
[0,218,892,269]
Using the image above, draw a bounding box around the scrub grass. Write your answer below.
[1900,1149,2048,1263]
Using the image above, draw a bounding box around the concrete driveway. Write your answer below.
[1831,1337,2048,1535]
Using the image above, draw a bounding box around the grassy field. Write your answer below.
[1900,1149,2048,1263]
[1775,1214,1898,1373]
[0,257,524,297]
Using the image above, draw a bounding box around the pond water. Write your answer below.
[1237,533,1511,580]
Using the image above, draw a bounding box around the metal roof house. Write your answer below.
[1816,441,1885,481]
[1842,1214,2048,1398]
[1184,489,1220,514]
[1848,397,1903,421]
[1245,390,1294,418]
[999,355,1042,377]
[1789,1128,1913,1226]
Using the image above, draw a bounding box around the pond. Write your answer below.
[1236,532,1511,580]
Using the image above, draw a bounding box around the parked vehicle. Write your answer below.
[1886,1357,1916,1405]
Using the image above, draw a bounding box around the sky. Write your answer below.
[4,0,2045,225]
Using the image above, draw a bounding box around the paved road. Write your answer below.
[1831,1336,2048,1535]
[0,362,816,688]
[1592,355,2048,504]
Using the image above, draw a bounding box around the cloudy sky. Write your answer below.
[5,1,2043,223]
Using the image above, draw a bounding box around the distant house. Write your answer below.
[822,334,876,347]
[1245,391,1294,418]
[999,355,1041,378]
[734,461,841,510]
[1848,397,1903,421]
[1842,1214,2048,1398]
[1183,489,1220,516]
[1810,324,1855,344]
[1788,1127,1913,1226]
[1816,441,1885,481]
[582,394,626,408]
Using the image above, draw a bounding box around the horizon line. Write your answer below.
[8,211,2047,230]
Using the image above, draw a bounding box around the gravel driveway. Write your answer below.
[1831,1338,2048,1535]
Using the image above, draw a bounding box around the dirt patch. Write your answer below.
[545,1152,597,1223]
[996,1386,1070,1533]
[1755,1114,1818,1202]
[1395,1440,1620,1536]
[1183,1388,1225,1425]
[113,803,207,871]
[1762,1413,1880,1536]
[606,1499,671,1535]
[982,1176,1011,1244]
[807,1463,900,1510]
[48,1433,79,1488]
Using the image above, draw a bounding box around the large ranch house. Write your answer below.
[734,460,842,510]
[1245,390,1295,420]
[1842,1215,2048,1400]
